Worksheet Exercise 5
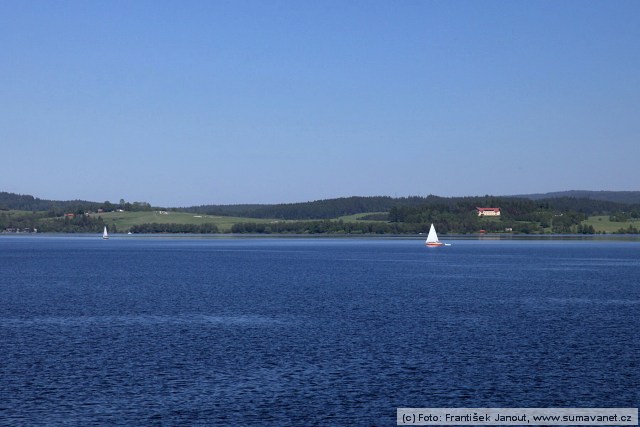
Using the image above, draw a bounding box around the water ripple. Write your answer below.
[0,313,285,327]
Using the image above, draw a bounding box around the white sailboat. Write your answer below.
[103,226,109,240]
[425,223,449,247]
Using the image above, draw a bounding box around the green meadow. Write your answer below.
[336,212,388,222]
[581,215,640,233]
[93,211,276,233]
[93,210,391,233]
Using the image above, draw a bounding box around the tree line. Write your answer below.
[0,192,153,214]
[129,223,219,234]
[0,211,107,233]
[185,196,430,219]
[230,220,430,234]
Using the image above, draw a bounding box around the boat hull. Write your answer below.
[425,242,444,247]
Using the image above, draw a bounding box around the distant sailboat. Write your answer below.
[425,223,449,247]
[103,226,109,240]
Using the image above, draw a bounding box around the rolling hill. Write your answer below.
[511,190,640,204]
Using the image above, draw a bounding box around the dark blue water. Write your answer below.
[1,237,638,426]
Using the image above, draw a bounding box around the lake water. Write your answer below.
[1,236,638,425]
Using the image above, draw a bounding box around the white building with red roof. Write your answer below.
[476,207,501,217]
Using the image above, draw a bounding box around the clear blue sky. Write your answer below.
[2,1,639,206]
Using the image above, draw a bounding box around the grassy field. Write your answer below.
[336,212,388,222]
[93,211,276,233]
[93,210,391,233]
[581,215,640,233]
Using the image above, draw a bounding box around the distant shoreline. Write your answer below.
[3,232,640,242]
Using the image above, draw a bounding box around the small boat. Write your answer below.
[425,223,449,247]
[103,226,109,240]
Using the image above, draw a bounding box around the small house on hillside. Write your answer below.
[476,207,501,217]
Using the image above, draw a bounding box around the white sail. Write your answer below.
[426,223,439,244]
[103,226,109,240]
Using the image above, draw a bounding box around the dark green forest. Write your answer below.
[514,190,640,204]
[0,192,152,215]
[185,196,429,219]
[186,194,640,222]
[0,211,107,233]
[230,220,423,234]
[129,223,219,234]
[387,198,595,234]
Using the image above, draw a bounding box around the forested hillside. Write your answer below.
[0,192,153,214]
[513,190,640,204]
[185,196,435,219]
[0,192,99,212]
[185,194,640,221]
[2,190,640,234]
